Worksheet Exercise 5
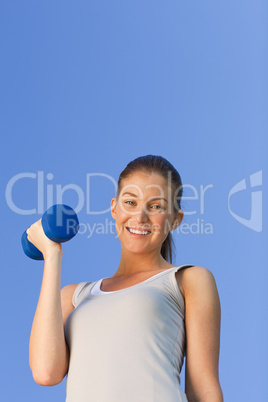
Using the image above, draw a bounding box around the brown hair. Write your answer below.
[116,155,183,264]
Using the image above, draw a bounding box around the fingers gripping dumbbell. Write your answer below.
[21,204,79,260]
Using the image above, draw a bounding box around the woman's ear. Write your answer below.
[111,197,117,220]
[171,210,184,231]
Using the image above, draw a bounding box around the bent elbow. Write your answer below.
[32,370,66,386]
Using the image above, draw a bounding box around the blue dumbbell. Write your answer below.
[21,204,79,260]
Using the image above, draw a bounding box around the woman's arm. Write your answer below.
[27,219,77,386]
[178,266,223,402]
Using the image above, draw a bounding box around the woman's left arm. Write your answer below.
[179,266,223,402]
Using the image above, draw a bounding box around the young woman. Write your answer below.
[27,155,223,401]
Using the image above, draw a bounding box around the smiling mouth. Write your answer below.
[126,227,151,235]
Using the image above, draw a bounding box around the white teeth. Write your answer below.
[128,228,150,235]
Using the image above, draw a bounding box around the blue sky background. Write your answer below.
[1,1,267,401]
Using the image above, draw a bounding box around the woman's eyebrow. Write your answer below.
[122,191,168,203]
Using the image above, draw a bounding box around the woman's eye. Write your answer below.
[124,201,164,210]
[151,205,164,210]
[125,201,135,206]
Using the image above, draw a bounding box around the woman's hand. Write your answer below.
[26,219,62,260]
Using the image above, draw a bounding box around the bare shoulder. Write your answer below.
[175,266,218,299]
[61,284,79,326]
[61,283,79,300]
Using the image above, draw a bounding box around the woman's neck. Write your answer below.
[111,249,173,278]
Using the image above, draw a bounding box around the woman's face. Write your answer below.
[110,172,183,255]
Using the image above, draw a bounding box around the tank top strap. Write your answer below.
[72,281,94,308]
[165,264,195,312]
[175,264,195,270]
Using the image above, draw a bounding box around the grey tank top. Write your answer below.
[64,264,194,402]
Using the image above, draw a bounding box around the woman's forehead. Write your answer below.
[122,171,166,184]
[120,172,170,195]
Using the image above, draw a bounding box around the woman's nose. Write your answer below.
[131,206,149,223]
